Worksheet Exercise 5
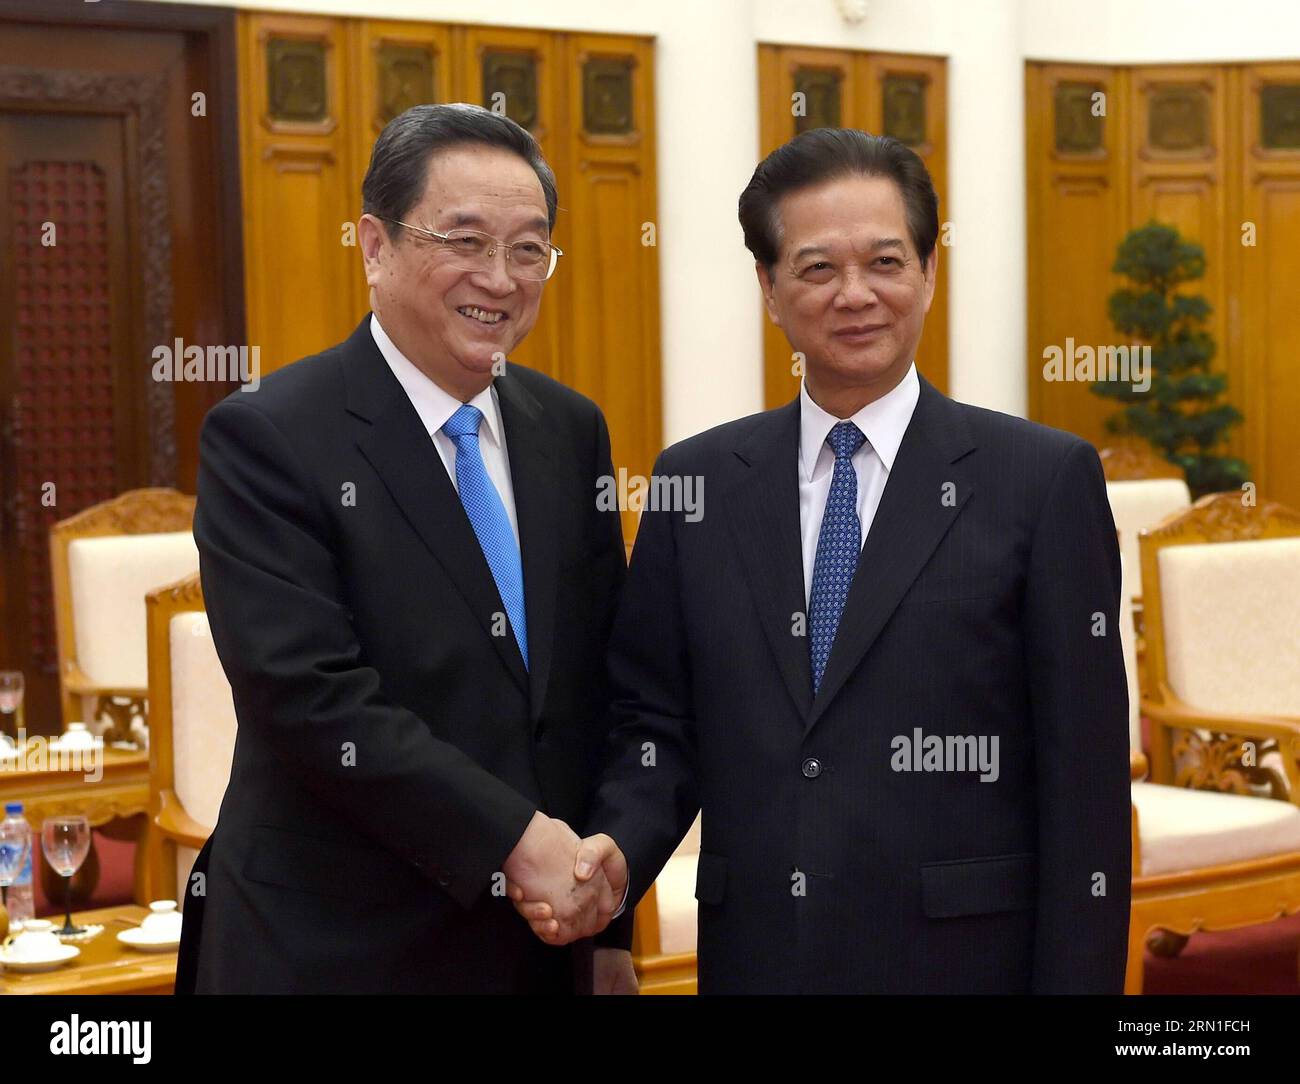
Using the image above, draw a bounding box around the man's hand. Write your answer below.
[509,832,628,945]
[502,813,618,944]
[593,948,639,995]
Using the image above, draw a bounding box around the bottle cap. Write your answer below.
[4,802,23,815]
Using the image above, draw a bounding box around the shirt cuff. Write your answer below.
[611,871,631,919]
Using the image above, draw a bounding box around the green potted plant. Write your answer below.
[1091,221,1249,497]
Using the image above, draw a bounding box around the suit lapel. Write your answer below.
[344,318,529,696]
[725,400,814,723]
[806,376,977,730]
[495,369,559,726]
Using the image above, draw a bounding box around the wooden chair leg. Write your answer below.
[1147,929,1189,958]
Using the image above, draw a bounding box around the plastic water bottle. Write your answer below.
[1,802,35,925]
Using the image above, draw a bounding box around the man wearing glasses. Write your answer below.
[176,103,633,994]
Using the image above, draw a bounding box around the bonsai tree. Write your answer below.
[1091,221,1249,497]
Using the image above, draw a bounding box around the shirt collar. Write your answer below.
[799,362,920,482]
[369,313,503,448]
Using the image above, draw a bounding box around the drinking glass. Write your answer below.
[41,816,91,936]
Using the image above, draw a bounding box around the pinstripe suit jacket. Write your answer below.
[589,375,1131,993]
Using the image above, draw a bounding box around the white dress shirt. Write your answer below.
[798,363,920,605]
[369,314,520,547]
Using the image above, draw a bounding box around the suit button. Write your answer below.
[802,757,822,779]
[437,873,453,888]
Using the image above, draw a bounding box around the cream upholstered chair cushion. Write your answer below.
[1159,537,1300,716]
[655,813,702,956]
[169,610,237,901]
[68,532,199,688]
[1130,782,1300,876]
[1106,478,1190,598]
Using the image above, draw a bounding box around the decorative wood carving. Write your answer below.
[25,791,150,829]
[482,51,538,130]
[1148,84,1209,153]
[1053,81,1104,154]
[1098,438,1184,481]
[51,488,195,539]
[1142,491,1300,546]
[93,694,147,746]
[793,68,841,132]
[267,38,328,122]
[583,56,633,136]
[376,42,434,126]
[1260,83,1300,149]
[1173,730,1288,799]
[882,74,926,147]
[9,159,115,675]
[152,573,205,609]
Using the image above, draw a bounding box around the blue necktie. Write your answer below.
[809,421,866,694]
[442,404,529,669]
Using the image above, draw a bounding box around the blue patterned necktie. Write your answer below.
[441,404,529,669]
[809,421,867,694]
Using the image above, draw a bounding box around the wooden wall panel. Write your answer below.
[1238,62,1300,510]
[759,46,859,410]
[455,25,565,382]
[1130,64,1229,412]
[758,44,950,409]
[558,34,661,541]
[1028,59,1299,506]
[862,52,949,402]
[238,15,662,541]
[346,20,454,322]
[1025,62,1129,444]
[239,13,357,372]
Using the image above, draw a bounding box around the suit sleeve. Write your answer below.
[584,405,636,952]
[1022,439,1132,992]
[194,398,537,910]
[587,450,702,915]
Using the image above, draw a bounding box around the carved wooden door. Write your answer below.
[0,3,244,732]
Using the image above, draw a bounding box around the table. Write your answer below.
[1,904,176,995]
[0,745,151,901]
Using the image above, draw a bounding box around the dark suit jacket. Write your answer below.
[588,375,1131,994]
[176,316,628,993]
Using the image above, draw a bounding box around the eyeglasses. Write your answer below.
[380,218,563,282]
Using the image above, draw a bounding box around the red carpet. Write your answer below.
[1141,913,1300,994]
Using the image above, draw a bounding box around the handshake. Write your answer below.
[501,811,627,945]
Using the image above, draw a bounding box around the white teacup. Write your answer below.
[141,900,181,939]
[60,722,95,749]
[10,919,62,960]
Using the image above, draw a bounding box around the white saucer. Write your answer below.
[0,943,80,971]
[48,737,104,753]
[117,927,181,952]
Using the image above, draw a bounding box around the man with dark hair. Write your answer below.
[515,128,1131,993]
[176,103,633,994]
